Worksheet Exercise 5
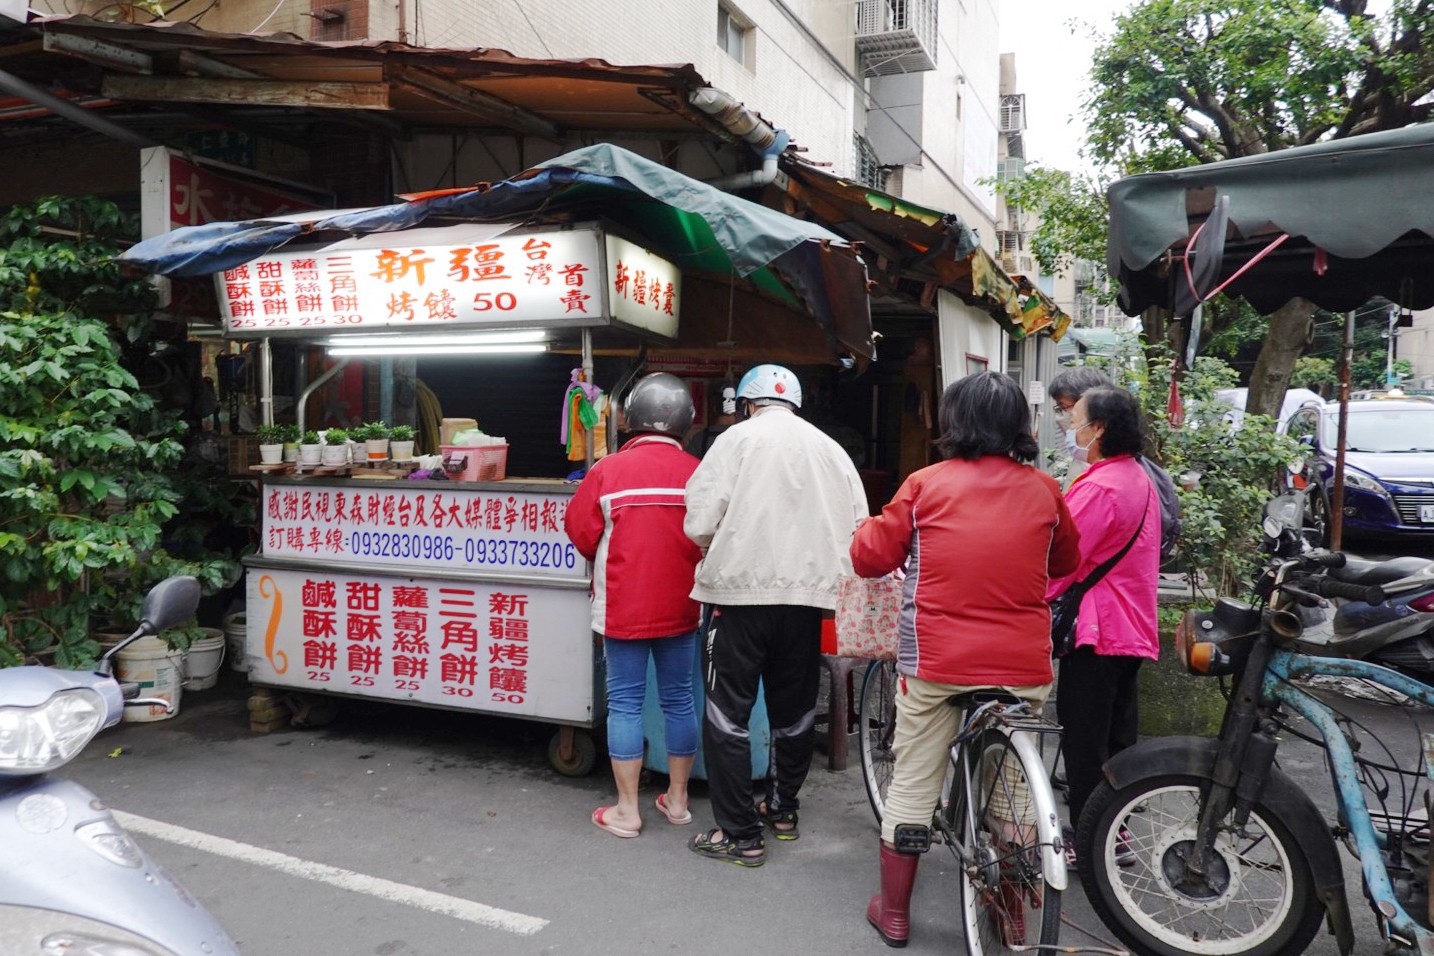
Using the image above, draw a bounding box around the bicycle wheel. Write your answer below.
[857,659,898,823]
[952,728,1061,956]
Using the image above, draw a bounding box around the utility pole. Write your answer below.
[1386,305,1398,387]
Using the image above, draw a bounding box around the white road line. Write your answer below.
[113,811,548,936]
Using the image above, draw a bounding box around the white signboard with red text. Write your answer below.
[260,481,585,581]
[244,564,593,722]
[213,223,680,340]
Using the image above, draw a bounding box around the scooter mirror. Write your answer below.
[139,576,202,635]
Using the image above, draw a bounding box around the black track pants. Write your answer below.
[701,603,822,841]
[1057,645,1143,823]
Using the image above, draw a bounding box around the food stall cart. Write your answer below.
[214,218,686,776]
[121,144,875,776]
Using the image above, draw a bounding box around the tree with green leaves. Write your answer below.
[1014,0,1434,416]
[1090,0,1434,417]
[0,197,239,667]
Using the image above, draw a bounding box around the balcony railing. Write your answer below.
[855,0,937,76]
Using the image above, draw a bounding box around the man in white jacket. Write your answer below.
[683,364,868,867]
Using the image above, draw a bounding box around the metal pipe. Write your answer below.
[0,68,155,149]
[689,87,778,151]
[258,337,274,427]
[296,356,351,437]
[581,328,594,468]
[706,152,779,192]
[688,87,784,192]
[1331,310,1355,551]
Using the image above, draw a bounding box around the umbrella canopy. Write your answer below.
[1108,124,1434,317]
[120,143,874,357]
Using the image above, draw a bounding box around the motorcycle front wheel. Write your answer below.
[1076,775,1322,956]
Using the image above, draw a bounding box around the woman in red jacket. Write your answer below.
[565,374,704,839]
[851,371,1081,948]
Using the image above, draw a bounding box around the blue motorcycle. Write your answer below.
[1075,501,1434,956]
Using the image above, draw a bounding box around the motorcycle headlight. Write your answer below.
[1343,469,1388,497]
[0,904,179,956]
[0,689,105,774]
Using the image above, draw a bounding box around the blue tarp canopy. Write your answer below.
[121,144,874,357]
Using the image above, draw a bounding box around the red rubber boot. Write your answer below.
[866,841,920,948]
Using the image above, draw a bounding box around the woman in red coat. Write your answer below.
[850,371,1081,948]
[565,374,703,839]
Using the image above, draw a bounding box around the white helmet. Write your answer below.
[737,364,802,408]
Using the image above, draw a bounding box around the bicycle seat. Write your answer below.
[946,690,1023,710]
[1332,556,1430,587]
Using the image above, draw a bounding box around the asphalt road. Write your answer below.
[63,651,1429,956]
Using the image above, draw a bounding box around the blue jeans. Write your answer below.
[604,631,698,761]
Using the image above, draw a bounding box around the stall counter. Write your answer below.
[243,474,601,771]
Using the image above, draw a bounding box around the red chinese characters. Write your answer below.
[487,591,530,703]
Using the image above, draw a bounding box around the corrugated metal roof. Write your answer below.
[776,160,1069,340]
[5,15,729,139]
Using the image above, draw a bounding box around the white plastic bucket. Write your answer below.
[114,636,182,723]
[184,628,226,690]
[223,612,248,672]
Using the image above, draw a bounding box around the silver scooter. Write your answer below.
[0,576,241,955]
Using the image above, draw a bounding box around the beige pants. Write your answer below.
[880,673,1052,844]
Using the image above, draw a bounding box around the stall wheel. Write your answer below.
[547,727,597,777]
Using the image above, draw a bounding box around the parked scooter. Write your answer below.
[0,576,241,955]
[1263,491,1434,674]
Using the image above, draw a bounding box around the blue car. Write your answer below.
[1283,398,1434,541]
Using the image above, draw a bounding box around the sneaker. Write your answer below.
[1114,826,1136,868]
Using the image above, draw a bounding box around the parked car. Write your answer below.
[1282,398,1434,541]
[1214,386,1324,431]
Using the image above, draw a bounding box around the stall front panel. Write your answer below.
[245,478,596,726]
[244,561,593,723]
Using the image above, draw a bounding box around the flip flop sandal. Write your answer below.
[758,804,799,841]
[591,806,640,839]
[655,793,692,825]
[689,828,764,867]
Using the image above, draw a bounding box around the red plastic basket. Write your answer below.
[440,444,508,482]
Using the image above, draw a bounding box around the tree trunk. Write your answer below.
[1245,297,1313,421]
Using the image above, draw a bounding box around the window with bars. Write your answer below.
[999,94,1026,132]
[853,134,889,190]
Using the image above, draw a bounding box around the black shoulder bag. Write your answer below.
[1050,495,1150,659]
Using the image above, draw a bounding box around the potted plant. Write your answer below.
[279,423,300,463]
[298,429,322,466]
[255,424,284,465]
[358,421,390,461]
[320,427,351,466]
[389,424,416,461]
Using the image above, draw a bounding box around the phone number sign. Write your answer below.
[215,228,604,335]
[245,565,593,722]
[261,483,585,581]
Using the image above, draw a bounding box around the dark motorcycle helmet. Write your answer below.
[622,373,695,436]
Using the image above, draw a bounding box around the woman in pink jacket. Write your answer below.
[1048,386,1160,862]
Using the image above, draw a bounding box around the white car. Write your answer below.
[1215,387,1325,431]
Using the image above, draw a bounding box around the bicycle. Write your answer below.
[856,659,1068,956]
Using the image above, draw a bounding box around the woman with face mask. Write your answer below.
[1049,367,1114,484]
[1045,386,1160,869]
